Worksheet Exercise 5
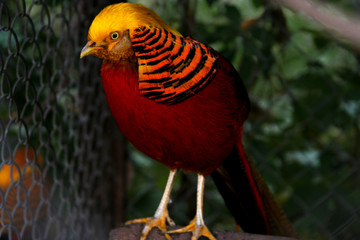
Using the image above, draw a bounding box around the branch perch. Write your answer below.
[275,0,360,51]
[109,223,298,240]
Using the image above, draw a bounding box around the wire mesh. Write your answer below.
[0,0,125,239]
[1,0,360,240]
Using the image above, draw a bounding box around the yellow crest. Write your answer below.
[88,3,181,43]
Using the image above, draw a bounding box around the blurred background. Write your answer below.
[1,0,359,239]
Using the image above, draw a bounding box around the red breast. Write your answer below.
[100,55,248,176]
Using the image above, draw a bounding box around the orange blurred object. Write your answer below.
[241,18,258,30]
[0,147,48,238]
[0,148,42,190]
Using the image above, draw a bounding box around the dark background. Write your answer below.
[1,0,359,239]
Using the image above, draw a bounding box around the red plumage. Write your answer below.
[101,54,249,176]
[100,52,298,236]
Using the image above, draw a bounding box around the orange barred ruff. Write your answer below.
[130,27,217,104]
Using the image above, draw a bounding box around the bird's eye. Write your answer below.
[110,32,119,40]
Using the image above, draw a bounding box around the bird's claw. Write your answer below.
[167,218,216,240]
[126,211,175,240]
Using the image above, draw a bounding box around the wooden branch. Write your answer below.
[109,223,298,240]
[275,0,360,51]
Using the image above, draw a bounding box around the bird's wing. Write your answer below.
[130,26,218,104]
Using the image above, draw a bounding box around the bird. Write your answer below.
[80,3,297,240]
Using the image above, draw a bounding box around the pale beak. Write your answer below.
[80,41,99,58]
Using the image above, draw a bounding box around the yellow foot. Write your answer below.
[126,214,175,240]
[167,219,216,240]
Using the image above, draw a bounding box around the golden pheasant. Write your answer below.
[80,3,297,240]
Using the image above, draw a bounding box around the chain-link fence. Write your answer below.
[0,0,126,239]
[1,0,360,240]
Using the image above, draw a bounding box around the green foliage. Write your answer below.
[128,0,360,238]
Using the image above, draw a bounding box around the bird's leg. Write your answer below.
[126,169,177,240]
[167,174,216,240]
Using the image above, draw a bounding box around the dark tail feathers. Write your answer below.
[211,144,298,238]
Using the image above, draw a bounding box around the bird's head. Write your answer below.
[80,3,181,62]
